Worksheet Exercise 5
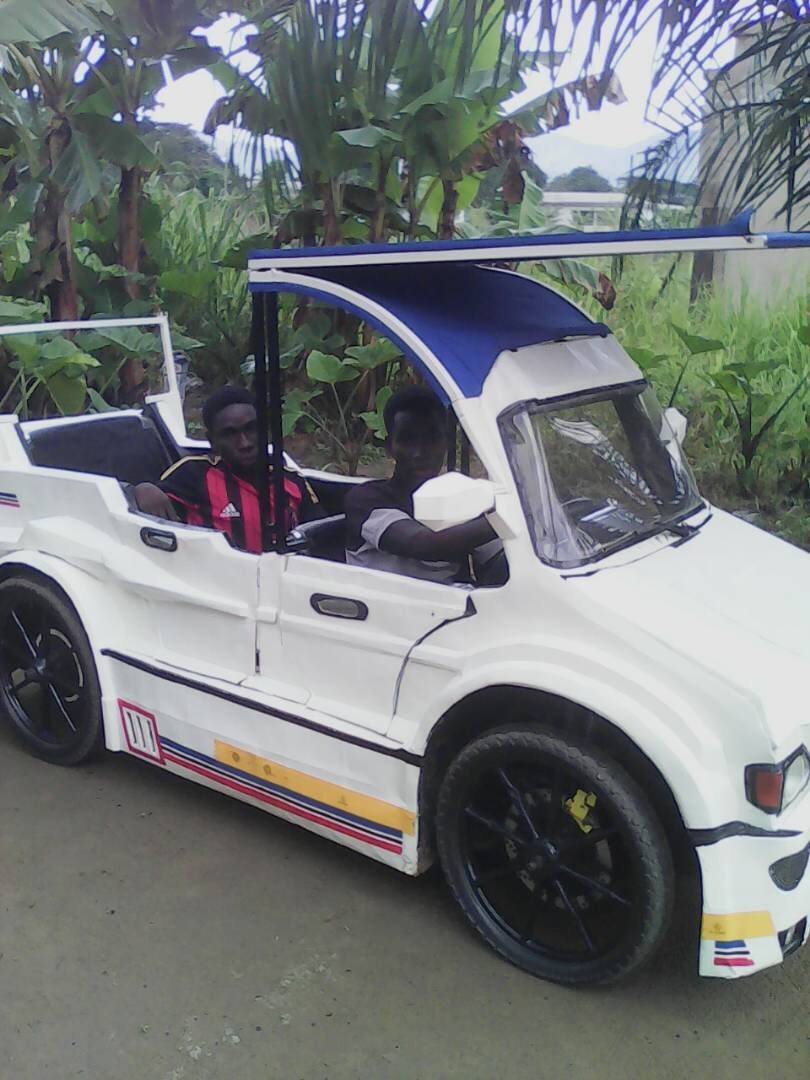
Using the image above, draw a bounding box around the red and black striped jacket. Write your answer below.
[158,455,319,554]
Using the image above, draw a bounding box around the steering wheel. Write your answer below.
[472,541,508,587]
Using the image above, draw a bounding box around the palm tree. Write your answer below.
[81,2,225,300]
[623,6,809,232]
[204,0,640,246]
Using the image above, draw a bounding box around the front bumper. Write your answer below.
[696,820,810,979]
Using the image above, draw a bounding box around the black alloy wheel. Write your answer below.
[0,576,102,765]
[436,726,673,986]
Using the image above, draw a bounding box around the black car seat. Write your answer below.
[25,413,174,486]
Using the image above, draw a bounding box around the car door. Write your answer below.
[109,508,260,684]
[254,553,471,733]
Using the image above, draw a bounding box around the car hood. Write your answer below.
[575,509,810,744]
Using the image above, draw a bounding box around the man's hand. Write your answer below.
[133,482,180,522]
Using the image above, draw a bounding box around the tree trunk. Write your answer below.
[322,180,342,246]
[438,179,458,240]
[402,162,418,240]
[369,157,389,244]
[117,161,147,401]
[118,165,144,301]
[690,205,718,302]
[31,119,79,321]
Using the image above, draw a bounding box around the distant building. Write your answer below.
[541,191,680,230]
[541,191,625,228]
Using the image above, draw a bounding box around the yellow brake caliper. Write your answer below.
[564,788,597,834]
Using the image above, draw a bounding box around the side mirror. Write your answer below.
[413,471,495,531]
[663,406,688,446]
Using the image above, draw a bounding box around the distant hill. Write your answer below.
[526,132,662,186]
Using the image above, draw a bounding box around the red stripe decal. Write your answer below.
[164,752,402,854]
[281,477,303,530]
[206,468,233,542]
[714,957,754,967]
[167,493,202,526]
[237,475,262,554]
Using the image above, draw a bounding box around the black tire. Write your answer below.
[0,575,103,765]
[435,726,674,986]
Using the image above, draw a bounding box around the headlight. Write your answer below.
[745,747,810,815]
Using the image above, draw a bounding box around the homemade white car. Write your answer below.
[1,218,808,986]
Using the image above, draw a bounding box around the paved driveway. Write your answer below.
[2,724,808,1080]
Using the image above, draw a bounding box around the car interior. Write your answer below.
[20,405,354,560]
[20,404,506,581]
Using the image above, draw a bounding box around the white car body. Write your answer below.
[1,224,808,982]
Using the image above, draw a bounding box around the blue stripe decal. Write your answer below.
[165,742,395,842]
[161,737,402,841]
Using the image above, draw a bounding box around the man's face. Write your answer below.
[209,403,258,473]
[389,408,446,491]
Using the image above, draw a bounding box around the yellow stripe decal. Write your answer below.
[701,911,776,941]
[215,740,415,836]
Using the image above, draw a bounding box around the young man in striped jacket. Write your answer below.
[133,386,320,553]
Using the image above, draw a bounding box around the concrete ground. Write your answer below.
[2,723,808,1080]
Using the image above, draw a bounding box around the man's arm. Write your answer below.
[131,457,210,524]
[379,515,496,561]
[132,482,181,521]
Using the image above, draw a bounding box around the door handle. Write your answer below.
[140,527,178,552]
[310,593,368,620]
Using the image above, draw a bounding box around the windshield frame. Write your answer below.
[498,379,705,570]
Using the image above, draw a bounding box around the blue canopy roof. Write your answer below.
[247,215,810,397]
[250,264,608,398]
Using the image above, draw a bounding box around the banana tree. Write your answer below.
[0,2,110,318]
[0,46,106,321]
[81,1,225,299]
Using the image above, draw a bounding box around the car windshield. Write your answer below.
[500,382,703,568]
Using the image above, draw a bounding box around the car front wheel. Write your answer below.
[435,726,674,986]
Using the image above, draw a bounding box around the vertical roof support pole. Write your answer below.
[446,410,458,472]
[266,291,287,552]
[251,292,273,551]
[460,428,471,476]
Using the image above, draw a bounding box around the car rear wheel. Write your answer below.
[0,575,103,765]
[435,726,674,986]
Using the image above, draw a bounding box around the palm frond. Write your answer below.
[624,11,810,230]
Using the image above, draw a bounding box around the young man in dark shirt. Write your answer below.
[345,385,499,583]
[133,386,319,554]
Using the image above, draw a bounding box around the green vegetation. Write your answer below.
[0,2,805,545]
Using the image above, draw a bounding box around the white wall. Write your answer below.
[701,25,810,303]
